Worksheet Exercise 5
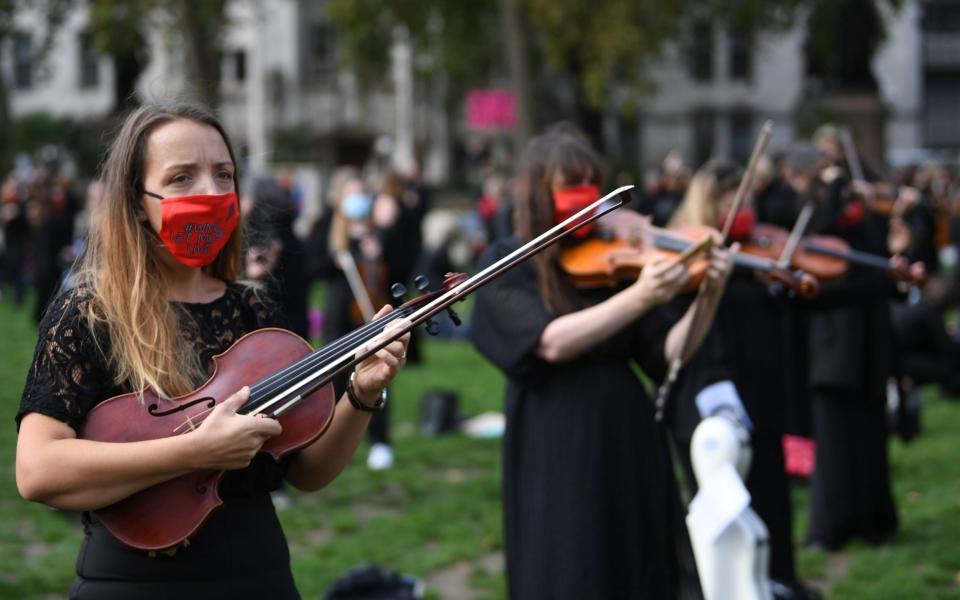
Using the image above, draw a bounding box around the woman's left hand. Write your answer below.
[352,305,411,405]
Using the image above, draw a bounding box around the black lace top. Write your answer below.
[18,284,301,594]
[19,283,276,428]
[17,282,288,496]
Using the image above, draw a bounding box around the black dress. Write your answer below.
[469,238,702,600]
[17,284,300,599]
[667,272,801,586]
[803,189,899,549]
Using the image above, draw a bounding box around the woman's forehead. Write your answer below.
[145,119,232,170]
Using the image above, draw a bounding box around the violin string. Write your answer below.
[243,304,418,409]
[168,309,409,433]
[243,190,628,418]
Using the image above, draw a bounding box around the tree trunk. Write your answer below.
[111,31,148,114]
[178,0,225,108]
[499,0,533,147]
[0,45,11,172]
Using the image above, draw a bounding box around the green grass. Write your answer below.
[2,291,960,598]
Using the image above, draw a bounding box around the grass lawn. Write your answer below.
[1,292,959,598]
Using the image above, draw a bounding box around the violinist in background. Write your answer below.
[667,160,811,600]
[636,150,690,227]
[470,126,734,600]
[754,154,801,229]
[784,141,910,551]
[15,104,409,598]
[243,176,310,340]
[311,167,402,470]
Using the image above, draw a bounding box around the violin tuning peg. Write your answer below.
[390,282,408,301]
[424,317,440,336]
[446,307,462,327]
[414,275,430,292]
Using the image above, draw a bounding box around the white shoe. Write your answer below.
[367,443,395,471]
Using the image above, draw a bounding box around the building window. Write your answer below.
[305,21,337,85]
[687,20,713,82]
[78,32,100,89]
[13,33,33,90]
[692,110,715,167]
[729,29,752,82]
[234,51,246,82]
[730,112,753,164]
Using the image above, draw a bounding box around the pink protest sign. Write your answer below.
[466,89,517,130]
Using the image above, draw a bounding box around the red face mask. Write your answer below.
[553,184,600,238]
[145,191,240,268]
[720,206,756,242]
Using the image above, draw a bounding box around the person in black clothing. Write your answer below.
[309,167,404,470]
[1,173,30,304]
[27,168,80,323]
[668,159,811,600]
[15,103,409,599]
[754,155,801,228]
[891,276,960,396]
[785,142,919,551]
[470,127,734,599]
[243,176,310,339]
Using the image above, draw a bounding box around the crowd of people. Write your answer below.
[6,102,960,598]
[469,123,958,599]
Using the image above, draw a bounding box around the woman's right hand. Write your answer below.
[190,387,283,471]
[629,254,690,307]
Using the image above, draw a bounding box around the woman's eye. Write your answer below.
[171,173,191,184]
[217,171,235,181]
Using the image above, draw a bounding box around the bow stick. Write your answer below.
[653,122,773,421]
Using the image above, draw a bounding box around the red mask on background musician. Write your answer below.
[720,206,756,242]
[553,184,600,238]
[143,190,240,268]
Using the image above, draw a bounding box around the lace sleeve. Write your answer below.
[17,290,119,432]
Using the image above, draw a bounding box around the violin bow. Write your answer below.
[777,201,815,269]
[840,126,866,183]
[653,121,773,422]
[336,249,377,322]
[245,186,633,419]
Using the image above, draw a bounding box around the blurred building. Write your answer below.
[627,0,952,173]
[2,0,958,180]
[3,1,444,187]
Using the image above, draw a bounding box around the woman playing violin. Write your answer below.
[15,103,409,599]
[668,159,810,597]
[469,127,734,599]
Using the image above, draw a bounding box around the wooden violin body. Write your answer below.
[560,225,819,298]
[743,224,849,280]
[79,328,335,551]
[560,226,712,290]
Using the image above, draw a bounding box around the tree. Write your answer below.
[329,0,809,152]
[0,0,70,172]
[88,0,228,110]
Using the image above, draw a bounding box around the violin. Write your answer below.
[561,225,820,299]
[77,184,633,551]
[743,223,923,286]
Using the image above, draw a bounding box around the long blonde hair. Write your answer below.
[326,166,363,254]
[668,160,742,229]
[73,103,243,399]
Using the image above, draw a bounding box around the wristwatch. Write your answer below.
[347,370,387,412]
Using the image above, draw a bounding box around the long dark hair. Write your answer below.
[513,127,604,314]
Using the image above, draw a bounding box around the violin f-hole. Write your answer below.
[148,397,217,417]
